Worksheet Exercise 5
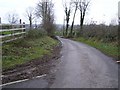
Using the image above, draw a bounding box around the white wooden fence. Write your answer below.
[0,24,26,44]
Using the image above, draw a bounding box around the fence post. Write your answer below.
[22,22,25,38]
[118,1,120,63]
[23,22,25,32]
[11,24,14,38]
[0,17,1,86]
[20,19,22,28]
[0,17,1,30]
[0,17,1,24]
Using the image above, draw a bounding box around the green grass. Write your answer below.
[73,37,119,59]
[2,36,59,70]
[0,30,23,35]
[0,31,12,35]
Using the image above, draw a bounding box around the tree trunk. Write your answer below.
[80,10,85,36]
[65,9,70,36]
[29,17,32,30]
[65,22,69,36]
[70,6,77,37]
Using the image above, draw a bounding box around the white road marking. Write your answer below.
[33,74,46,79]
[0,78,29,87]
[116,61,120,63]
[0,74,47,87]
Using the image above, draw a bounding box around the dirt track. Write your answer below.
[2,43,62,84]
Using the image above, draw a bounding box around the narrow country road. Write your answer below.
[2,37,118,88]
[50,37,118,88]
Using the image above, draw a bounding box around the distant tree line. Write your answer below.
[73,24,118,43]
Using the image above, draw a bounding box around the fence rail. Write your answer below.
[0,28,25,32]
[0,24,26,44]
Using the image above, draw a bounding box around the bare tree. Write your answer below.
[7,12,19,24]
[63,16,66,36]
[63,1,72,36]
[26,7,35,30]
[35,0,55,36]
[70,0,78,37]
[78,0,90,35]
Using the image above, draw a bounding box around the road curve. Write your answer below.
[50,37,118,88]
[2,37,118,88]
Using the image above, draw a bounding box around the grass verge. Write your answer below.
[73,37,119,60]
[2,35,59,70]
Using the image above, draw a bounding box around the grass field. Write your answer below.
[2,35,59,70]
[0,30,23,35]
[73,37,119,60]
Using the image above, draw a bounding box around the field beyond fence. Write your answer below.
[0,24,26,44]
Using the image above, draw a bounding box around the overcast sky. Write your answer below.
[0,0,119,25]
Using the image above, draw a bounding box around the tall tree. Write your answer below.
[78,0,90,35]
[63,16,66,36]
[35,0,55,36]
[26,7,35,30]
[70,0,78,37]
[63,1,72,36]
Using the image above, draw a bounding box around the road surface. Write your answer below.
[50,38,118,88]
[2,37,118,88]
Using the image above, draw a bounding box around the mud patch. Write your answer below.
[2,43,62,84]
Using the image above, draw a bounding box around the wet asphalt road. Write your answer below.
[50,37,118,88]
[2,37,118,88]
